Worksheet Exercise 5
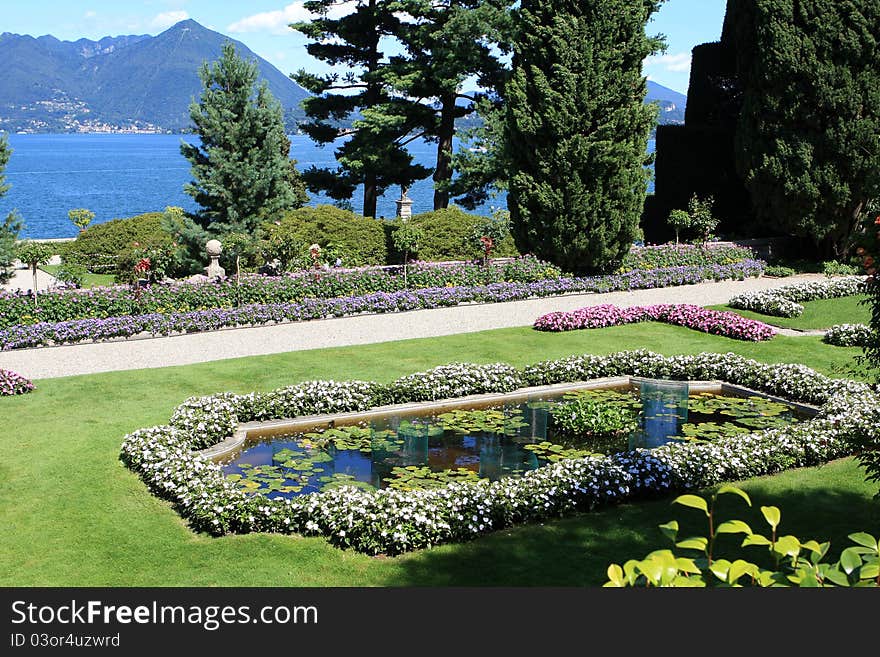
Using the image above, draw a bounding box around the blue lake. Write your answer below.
[1,133,655,239]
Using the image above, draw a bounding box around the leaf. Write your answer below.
[658,520,679,543]
[673,494,709,515]
[708,559,731,582]
[821,567,851,587]
[839,547,863,575]
[716,520,752,535]
[847,532,879,551]
[674,557,702,575]
[716,485,752,506]
[774,535,801,558]
[676,537,709,551]
[860,564,879,580]
[742,534,772,547]
[730,560,758,584]
[760,506,781,530]
[604,564,626,587]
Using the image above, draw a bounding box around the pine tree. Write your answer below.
[291,1,430,217]
[505,0,664,274]
[181,42,307,235]
[388,0,511,210]
[733,0,880,258]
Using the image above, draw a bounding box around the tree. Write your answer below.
[390,220,424,286]
[181,41,307,236]
[0,136,21,284]
[504,0,665,274]
[68,208,95,233]
[291,1,430,217]
[733,0,880,259]
[387,0,512,210]
[667,209,690,245]
[15,241,53,301]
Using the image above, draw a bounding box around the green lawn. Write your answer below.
[1,323,876,586]
[710,294,871,330]
[40,264,116,288]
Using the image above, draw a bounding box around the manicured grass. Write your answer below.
[709,294,871,330]
[0,323,875,586]
[40,264,116,288]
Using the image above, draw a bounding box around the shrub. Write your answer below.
[51,262,87,287]
[605,486,880,587]
[824,324,872,347]
[261,205,387,268]
[410,206,519,262]
[822,260,861,276]
[764,265,797,277]
[62,212,173,274]
[620,244,756,272]
[0,368,34,396]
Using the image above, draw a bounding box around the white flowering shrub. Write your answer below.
[169,394,240,450]
[824,323,872,347]
[729,276,866,317]
[388,362,524,402]
[121,351,880,555]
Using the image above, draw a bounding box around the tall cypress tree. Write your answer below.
[505,0,664,274]
[181,42,306,235]
[291,0,430,217]
[733,0,880,258]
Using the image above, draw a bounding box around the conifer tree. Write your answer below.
[504,0,664,274]
[0,135,22,284]
[733,0,880,258]
[181,42,306,235]
[291,1,430,217]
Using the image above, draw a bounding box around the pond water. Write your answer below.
[220,381,805,499]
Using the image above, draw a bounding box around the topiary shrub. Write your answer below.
[262,205,387,268]
[409,206,520,262]
[61,212,173,274]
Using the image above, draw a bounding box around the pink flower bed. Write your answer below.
[0,369,35,396]
[534,304,777,341]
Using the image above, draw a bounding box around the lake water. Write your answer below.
[1,133,655,239]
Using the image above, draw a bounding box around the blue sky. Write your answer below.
[2,0,727,95]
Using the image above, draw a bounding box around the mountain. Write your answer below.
[646,81,687,125]
[0,20,310,134]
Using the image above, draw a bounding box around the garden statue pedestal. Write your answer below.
[396,188,413,219]
[205,239,225,280]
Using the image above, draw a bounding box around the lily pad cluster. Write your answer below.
[435,407,529,436]
[524,441,595,462]
[386,465,481,490]
[675,393,799,442]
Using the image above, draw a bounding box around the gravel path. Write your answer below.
[0,273,828,380]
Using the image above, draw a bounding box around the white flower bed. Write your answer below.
[823,323,872,347]
[120,352,879,555]
[729,276,866,317]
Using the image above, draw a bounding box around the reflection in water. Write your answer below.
[221,383,803,500]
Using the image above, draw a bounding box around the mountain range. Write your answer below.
[0,19,686,135]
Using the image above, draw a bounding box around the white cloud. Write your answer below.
[228,2,358,35]
[151,10,190,30]
[644,52,692,73]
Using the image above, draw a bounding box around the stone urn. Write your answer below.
[205,239,226,279]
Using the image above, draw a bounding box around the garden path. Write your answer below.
[0,273,828,380]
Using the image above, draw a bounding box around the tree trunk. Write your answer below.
[363,176,378,218]
[433,92,457,210]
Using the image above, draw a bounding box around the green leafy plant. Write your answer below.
[686,194,719,246]
[15,240,54,301]
[667,209,691,245]
[605,486,880,587]
[550,395,639,440]
[472,209,511,265]
[391,221,424,287]
[68,208,95,233]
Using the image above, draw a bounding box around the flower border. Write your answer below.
[728,276,865,317]
[120,351,877,555]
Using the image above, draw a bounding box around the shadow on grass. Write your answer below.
[385,460,880,587]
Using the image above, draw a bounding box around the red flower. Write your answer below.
[134,257,151,275]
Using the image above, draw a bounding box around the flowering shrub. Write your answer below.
[823,323,873,347]
[119,350,878,555]
[0,261,767,351]
[388,363,523,402]
[0,257,763,332]
[620,244,756,272]
[0,368,34,396]
[728,276,866,317]
[534,304,776,341]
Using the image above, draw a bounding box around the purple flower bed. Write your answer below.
[534,303,777,341]
[0,260,766,350]
[0,369,35,395]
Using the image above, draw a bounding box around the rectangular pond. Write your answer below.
[218,379,812,499]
